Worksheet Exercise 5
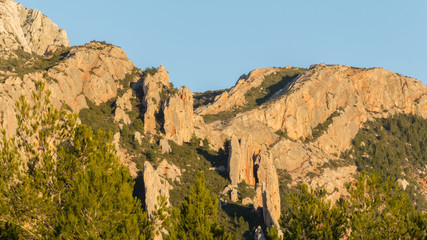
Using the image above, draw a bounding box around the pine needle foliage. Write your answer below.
[168,172,231,240]
[0,82,152,239]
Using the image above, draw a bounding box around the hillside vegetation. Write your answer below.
[343,114,427,210]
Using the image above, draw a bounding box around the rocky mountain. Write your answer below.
[0,0,69,55]
[0,1,426,238]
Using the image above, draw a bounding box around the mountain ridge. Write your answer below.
[0,1,426,238]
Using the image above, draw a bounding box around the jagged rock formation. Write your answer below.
[0,41,135,136]
[0,0,69,55]
[1,2,427,237]
[196,67,284,115]
[228,135,258,186]
[156,159,182,183]
[256,146,280,227]
[114,89,133,124]
[140,65,194,144]
[162,86,194,144]
[195,64,426,226]
[142,65,170,135]
[143,161,171,218]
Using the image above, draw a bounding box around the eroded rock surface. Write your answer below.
[0,0,69,55]
[256,146,280,227]
[143,161,171,218]
[163,87,194,144]
[142,65,170,135]
[0,41,135,136]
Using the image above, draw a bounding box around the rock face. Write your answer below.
[156,159,182,183]
[162,87,194,144]
[196,64,426,227]
[0,0,69,55]
[143,161,171,218]
[228,135,258,186]
[256,146,280,227]
[0,41,135,136]
[114,89,133,124]
[196,67,284,115]
[142,65,170,135]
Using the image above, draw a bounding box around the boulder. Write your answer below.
[159,139,172,153]
[134,131,143,146]
[254,226,266,240]
[114,89,133,124]
[156,159,181,183]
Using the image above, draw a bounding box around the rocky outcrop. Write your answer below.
[143,161,171,218]
[156,159,182,183]
[0,41,135,136]
[162,87,194,144]
[114,89,133,124]
[256,146,280,227]
[142,65,170,135]
[0,0,69,55]
[195,64,427,204]
[228,135,259,186]
[196,67,284,115]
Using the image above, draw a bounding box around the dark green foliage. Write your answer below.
[343,114,427,210]
[218,203,262,239]
[280,184,348,239]
[203,68,305,123]
[166,141,229,206]
[346,172,426,239]
[305,108,343,142]
[0,48,70,80]
[168,172,231,240]
[278,172,427,240]
[237,181,256,200]
[0,83,152,239]
[117,67,141,97]
[0,222,21,240]
[244,68,306,107]
[78,97,119,135]
[141,67,158,80]
[266,226,281,240]
[193,89,228,108]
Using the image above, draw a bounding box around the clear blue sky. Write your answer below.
[18,0,427,92]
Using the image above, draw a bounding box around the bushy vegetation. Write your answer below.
[166,140,229,206]
[203,68,305,123]
[304,108,343,142]
[78,97,119,135]
[0,48,70,80]
[168,172,232,239]
[194,89,228,108]
[0,83,152,239]
[343,114,427,210]
[273,172,426,240]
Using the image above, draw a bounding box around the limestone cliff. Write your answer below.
[0,0,69,55]
[0,41,135,136]
[195,64,426,223]
[196,67,283,115]
[142,65,170,135]
[162,86,194,144]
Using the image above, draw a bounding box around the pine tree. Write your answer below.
[347,172,426,239]
[0,82,152,239]
[279,184,348,240]
[168,171,231,240]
